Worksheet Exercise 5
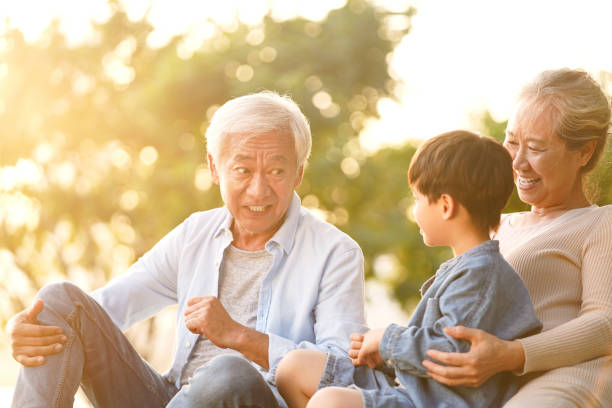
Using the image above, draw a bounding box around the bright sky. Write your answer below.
[360,0,612,150]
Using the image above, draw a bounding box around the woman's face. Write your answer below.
[503,99,590,211]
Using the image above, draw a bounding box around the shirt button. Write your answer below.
[185,341,191,348]
[215,262,220,268]
[167,377,174,384]
[386,359,392,366]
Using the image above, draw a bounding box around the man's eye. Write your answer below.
[271,169,284,175]
[236,168,250,174]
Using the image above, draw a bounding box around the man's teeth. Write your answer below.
[517,176,540,185]
[248,206,267,212]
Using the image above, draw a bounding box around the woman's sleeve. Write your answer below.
[517,207,612,374]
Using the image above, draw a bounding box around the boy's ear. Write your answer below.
[439,193,457,220]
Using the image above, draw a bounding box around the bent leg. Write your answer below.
[307,387,363,408]
[276,349,328,408]
[12,281,175,408]
[166,354,279,408]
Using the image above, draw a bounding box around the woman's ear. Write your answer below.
[439,193,457,220]
[578,140,597,167]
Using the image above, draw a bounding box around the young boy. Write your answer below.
[274,130,542,408]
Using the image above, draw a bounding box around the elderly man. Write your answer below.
[8,92,366,407]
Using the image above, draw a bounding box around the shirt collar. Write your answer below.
[213,192,302,255]
[266,192,301,254]
[438,240,499,273]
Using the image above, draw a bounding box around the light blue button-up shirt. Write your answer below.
[92,193,366,388]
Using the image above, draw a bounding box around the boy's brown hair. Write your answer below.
[408,130,514,232]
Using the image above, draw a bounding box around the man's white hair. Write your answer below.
[206,91,312,167]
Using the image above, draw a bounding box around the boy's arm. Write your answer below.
[379,267,491,378]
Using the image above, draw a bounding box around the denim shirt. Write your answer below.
[380,240,542,407]
[92,193,366,388]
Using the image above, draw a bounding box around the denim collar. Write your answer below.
[213,192,301,255]
[438,240,499,273]
[420,240,499,295]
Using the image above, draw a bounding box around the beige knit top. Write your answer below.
[496,205,612,371]
[494,205,612,401]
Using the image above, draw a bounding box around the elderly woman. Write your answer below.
[423,68,612,407]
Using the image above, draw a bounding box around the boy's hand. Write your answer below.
[349,328,385,368]
[349,333,364,364]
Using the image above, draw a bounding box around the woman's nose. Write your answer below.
[512,147,529,171]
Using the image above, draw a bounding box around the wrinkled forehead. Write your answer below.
[508,97,556,137]
[219,131,296,161]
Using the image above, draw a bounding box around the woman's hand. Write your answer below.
[422,326,526,387]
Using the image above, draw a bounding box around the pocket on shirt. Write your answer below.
[422,298,441,327]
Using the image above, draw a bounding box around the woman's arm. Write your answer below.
[422,326,525,387]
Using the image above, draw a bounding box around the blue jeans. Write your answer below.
[11,281,280,408]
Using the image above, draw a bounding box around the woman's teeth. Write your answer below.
[517,176,540,185]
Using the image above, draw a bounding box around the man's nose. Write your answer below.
[246,172,270,198]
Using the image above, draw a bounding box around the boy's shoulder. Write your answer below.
[436,240,521,290]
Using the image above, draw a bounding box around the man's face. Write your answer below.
[209,131,303,249]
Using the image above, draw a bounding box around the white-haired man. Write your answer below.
[8,92,366,407]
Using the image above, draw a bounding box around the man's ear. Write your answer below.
[294,165,304,188]
[207,153,220,185]
[439,193,457,220]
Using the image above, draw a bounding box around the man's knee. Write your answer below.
[36,281,92,324]
[38,281,86,304]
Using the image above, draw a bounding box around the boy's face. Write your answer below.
[412,189,446,247]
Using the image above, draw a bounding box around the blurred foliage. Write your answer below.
[0,0,429,340]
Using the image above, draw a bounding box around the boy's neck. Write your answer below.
[449,227,490,257]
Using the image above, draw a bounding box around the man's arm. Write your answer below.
[184,296,270,369]
[7,300,67,366]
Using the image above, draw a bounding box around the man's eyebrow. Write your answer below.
[231,154,254,162]
[268,155,289,163]
[230,154,290,163]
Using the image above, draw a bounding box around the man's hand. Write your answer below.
[184,296,242,349]
[422,326,525,387]
[7,299,67,367]
[348,328,385,368]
